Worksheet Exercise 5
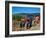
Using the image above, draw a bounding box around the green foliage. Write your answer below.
[15,15,22,21]
[12,14,22,21]
[12,15,15,20]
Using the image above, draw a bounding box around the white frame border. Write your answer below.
[9,3,43,35]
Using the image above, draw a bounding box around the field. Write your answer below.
[12,13,40,31]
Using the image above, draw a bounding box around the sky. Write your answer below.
[12,7,40,14]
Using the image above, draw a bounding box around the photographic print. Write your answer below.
[5,1,45,37]
[12,5,40,31]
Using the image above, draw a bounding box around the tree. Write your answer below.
[15,15,22,21]
[12,14,15,20]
